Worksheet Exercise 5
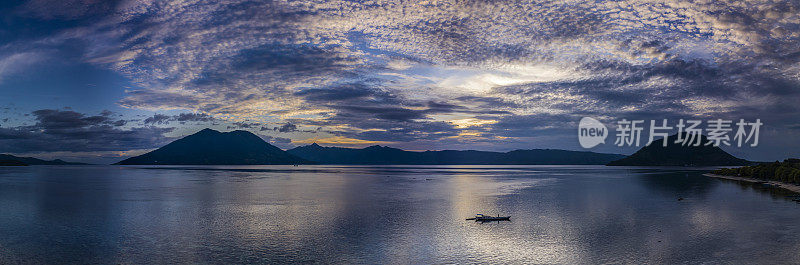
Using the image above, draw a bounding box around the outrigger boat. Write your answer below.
[466,214,510,221]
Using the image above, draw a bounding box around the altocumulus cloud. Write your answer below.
[1,0,799,159]
[91,1,800,120]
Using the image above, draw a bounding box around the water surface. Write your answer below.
[1,165,799,264]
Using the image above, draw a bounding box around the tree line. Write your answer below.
[713,159,800,184]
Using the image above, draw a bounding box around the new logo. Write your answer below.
[578,117,607,148]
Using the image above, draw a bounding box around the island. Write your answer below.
[116,128,310,165]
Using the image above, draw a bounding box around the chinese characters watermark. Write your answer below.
[578,118,762,148]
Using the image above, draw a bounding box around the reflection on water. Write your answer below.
[1,165,799,264]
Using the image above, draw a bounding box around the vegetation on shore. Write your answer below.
[712,159,800,184]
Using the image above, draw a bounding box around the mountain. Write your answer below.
[287,143,626,165]
[607,134,750,166]
[0,154,87,165]
[0,159,27,166]
[116,128,310,165]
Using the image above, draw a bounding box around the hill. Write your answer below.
[0,159,27,166]
[287,143,626,165]
[607,134,750,166]
[0,154,87,165]
[116,129,310,165]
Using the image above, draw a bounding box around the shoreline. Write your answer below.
[703,173,800,194]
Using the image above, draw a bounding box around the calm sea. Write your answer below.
[1,165,799,264]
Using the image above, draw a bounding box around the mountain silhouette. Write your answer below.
[0,159,27,166]
[0,154,87,166]
[607,133,750,166]
[287,143,626,165]
[116,128,309,165]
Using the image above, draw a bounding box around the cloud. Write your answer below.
[2,0,800,159]
[144,112,216,125]
[59,1,800,122]
[277,123,297,133]
[0,109,174,152]
[112,120,127,126]
[17,0,117,20]
[0,52,44,84]
[228,121,260,130]
[259,134,294,149]
[175,113,214,122]
[143,114,170,125]
[31,109,125,129]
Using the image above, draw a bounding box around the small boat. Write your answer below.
[466,214,510,221]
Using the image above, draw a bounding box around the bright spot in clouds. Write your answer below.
[433,64,579,94]
[449,118,498,129]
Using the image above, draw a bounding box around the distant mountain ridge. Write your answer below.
[0,159,27,166]
[0,154,87,166]
[607,134,751,166]
[287,143,626,165]
[119,129,756,166]
[116,129,309,165]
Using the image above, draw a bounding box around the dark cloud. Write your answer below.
[294,84,379,102]
[289,79,513,143]
[175,113,215,122]
[259,134,294,149]
[112,120,127,126]
[455,96,519,109]
[261,135,292,144]
[425,101,466,113]
[494,58,800,125]
[338,105,427,121]
[352,121,460,142]
[143,114,171,125]
[144,113,216,125]
[228,121,260,129]
[277,123,297,133]
[231,44,359,78]
[29,109,131,130]
[296,82,477,125]
[489,113,577,138]
[0,109,174,153]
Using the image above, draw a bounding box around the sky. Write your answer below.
[0,0,799,164]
